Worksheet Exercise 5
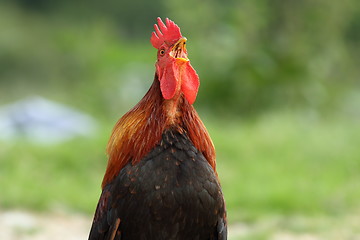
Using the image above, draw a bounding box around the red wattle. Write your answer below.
[181,62,199,104]
[159,62,178,100]
[158,60,199,104]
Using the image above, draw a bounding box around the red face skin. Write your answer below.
[155,37,200,105]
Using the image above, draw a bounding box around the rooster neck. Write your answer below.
[102,77,216,188]
[163,92,182,126]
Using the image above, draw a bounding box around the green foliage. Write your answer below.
[1,1,359,116]
[162,0,360,114]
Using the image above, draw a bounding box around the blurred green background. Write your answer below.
[1,0,360,238]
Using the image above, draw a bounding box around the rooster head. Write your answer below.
[150,17,199,105]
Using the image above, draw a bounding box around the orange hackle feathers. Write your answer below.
[151,17,182,49]
[102,80,165,188]
[102,79,216,188]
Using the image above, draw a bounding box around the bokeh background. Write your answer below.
[1,0,360,239]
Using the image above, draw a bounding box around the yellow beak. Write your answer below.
[171,37,189,63]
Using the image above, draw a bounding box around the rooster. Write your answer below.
[88,17,227,240]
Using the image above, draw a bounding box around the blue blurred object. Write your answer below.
[0,96,97,144]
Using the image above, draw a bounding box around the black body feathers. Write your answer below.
[89,129,227,240]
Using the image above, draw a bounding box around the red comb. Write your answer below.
[151,17,182,49]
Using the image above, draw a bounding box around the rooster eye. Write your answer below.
[159,49,165,55]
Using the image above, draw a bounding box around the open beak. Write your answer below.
[170,37,189,63]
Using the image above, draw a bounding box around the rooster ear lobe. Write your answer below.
[181,62,200,105]
[159,63,179,100]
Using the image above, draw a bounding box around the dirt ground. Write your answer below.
[1,209,359,240]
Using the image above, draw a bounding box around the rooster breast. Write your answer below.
[89,129,227,240]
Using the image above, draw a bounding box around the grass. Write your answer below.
[0,133,107,213]
[1,110,360,226]
[209,111,360,222]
